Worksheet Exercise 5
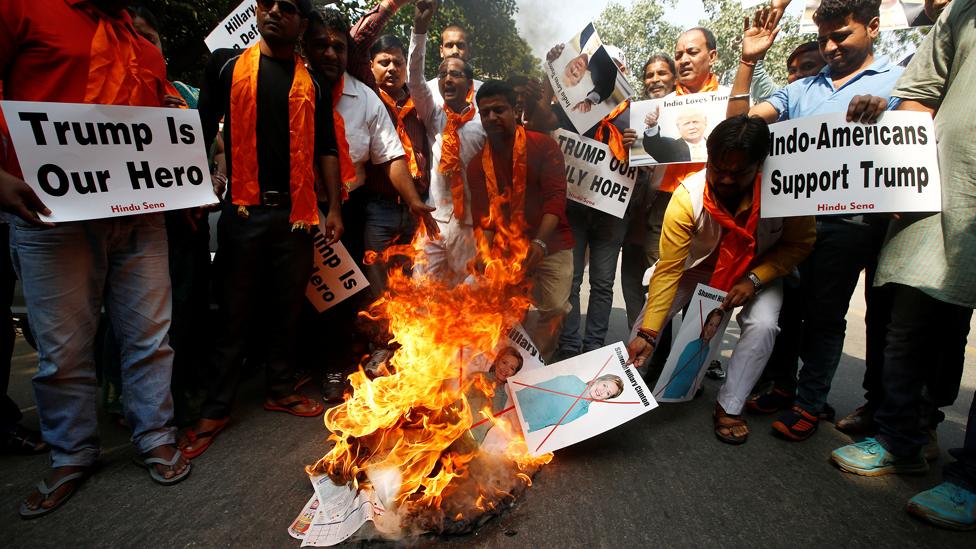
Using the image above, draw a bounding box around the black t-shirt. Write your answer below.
[198,48,338,194]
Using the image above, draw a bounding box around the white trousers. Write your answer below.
[631,269,783,415]
[413,216,476,286]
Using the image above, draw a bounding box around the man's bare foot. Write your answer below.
[21,465,89,514]
[144,444,190,481]
[178,417,229,458]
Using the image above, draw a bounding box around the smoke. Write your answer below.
[514,0,616,59]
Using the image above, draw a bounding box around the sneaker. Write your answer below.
[924,430,940,462]
[746,387,795,415]
[831,437,929,477]
[906,482,976,531]
[323,373,347,404]
[771,406,819,441]
[835,405,877,435]
[705,360,725,380]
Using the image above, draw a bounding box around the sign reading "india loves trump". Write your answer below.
[760,111,942,218]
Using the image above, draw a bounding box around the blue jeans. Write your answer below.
[364,197,417,297]
[558,202,626,353]
[795,217,889,414]
[11,215,176,467]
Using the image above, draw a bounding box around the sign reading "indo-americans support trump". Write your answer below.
[760,111,941,218]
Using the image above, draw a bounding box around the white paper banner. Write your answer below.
[0,101,217,222]
[543,23,634,135]
[760,111,941,218]
[306,219,369,313]
[554,128,637,218]
[205,0,259,52]
[510,342,657,456]
[800,0,929,33]
[628,91,730,167]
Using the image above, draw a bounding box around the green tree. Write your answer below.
[139,0,240,85]
[595,0,682,96]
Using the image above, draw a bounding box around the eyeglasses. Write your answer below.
[257,0,300,16]
[437,70,466,79]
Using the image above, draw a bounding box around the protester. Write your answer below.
[1,0,194,517]
[830,4,975,525]
[728,1,904,442]
[425,19,483,106]
[468,81,575,361]
[749,40,825,102]
[626,115,816,445]
[409,0,486,284]
[181,0,341,459]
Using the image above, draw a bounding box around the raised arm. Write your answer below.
[347,0,413,87]
[407,1,438,125]
[728,7,782,122]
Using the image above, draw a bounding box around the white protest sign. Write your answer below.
[0,101,217,222]
[543,23,634,135]
[204,0,259,52]
[510,342,657,456]
[629,91,730,166]
[553,128,637,218]
[306,219,369,313]
[800,0,928,33]
[761,111,941,218]
[653,284,732,403]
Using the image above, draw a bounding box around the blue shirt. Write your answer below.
[766,56,904,120]
[517,375,591,433]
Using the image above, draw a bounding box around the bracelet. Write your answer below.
[636,328,658,345]
[740,58,757,67]
[530,238,549,256]
[728,93,751,102]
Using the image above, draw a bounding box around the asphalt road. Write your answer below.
[1,271,973,548]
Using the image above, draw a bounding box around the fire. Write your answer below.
[307,182,553,535]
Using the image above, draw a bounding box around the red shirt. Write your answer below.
[0,0,169,174]
[467,130,574,253]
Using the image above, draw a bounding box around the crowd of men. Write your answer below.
[0,0,973,532]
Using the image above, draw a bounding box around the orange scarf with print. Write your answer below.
[661,73,720,193]
[332,75,358,196]
[702,174,762,291]
[439,98,477,221]
[229,43,317,230]
[482,125,528,230]
[379,89,421,179]
[82,6,163,106]
[594,99,630,162]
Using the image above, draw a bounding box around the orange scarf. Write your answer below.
[661,73,721,192]
[82,6,162,106]
[379,89,421,179]
[594,99,630,162]
[482,125,528,230]
[702,174,762,291]
[332,75,358,196]
[229,43,317,230]
[439,100,477,221]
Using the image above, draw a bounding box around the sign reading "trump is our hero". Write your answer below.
[0,101,218,222]
[760,111,941,218]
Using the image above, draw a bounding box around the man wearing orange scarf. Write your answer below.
[181,0,341,458]
[625,116,815,446]
[1,0,193,517]
[467,81,575,362]
[409,1,486,284]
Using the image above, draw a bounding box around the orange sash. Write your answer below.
[82,6,162,106]
[439,100,477,221]
[482,125,528,230]
[229,43,318,230]
[379,89,421,179]
[661,73,720,192]
[702,174,762,291]
[332,75,358,196]
[594,99,630,162]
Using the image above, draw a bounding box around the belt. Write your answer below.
[260,191,290,208]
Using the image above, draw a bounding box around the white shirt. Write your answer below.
[410,33,486,224]
[334,72,404,193]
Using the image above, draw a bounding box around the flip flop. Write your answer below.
[713,404,749,445]
[264,396,324,418]
[19,470,89,519]
[134,449,192,486]
[179,419,229,460]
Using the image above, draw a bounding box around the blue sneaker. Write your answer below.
[831,437,929,476]
[907,482,976,531]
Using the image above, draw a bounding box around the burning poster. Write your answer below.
[652,285,732,403]
[628,92,731,167]
[509,342,657,456]
[543,23,634,135]
[800,0,930,33]
[296,476,386,547]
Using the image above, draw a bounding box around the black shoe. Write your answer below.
[2,423,49,455]
[836,404,878,435]
[705,360,725,380]
[322,373,347,404]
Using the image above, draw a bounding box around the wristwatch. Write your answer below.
[747,272,763,294]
